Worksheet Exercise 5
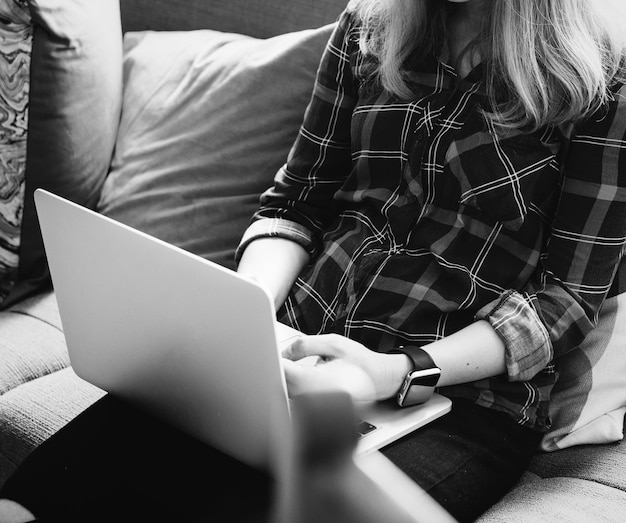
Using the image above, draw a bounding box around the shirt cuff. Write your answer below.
[235,218,317,264]
[476,290,553,382]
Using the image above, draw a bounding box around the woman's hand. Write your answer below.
[281,334,411,402]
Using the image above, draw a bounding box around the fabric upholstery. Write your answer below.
[0,367,105,487]
[97,25,334,270]
[478,436,626,521]
[120,0,346,38]
[5,287,60,326]
[3,0,123,308]
[477,472,626,522]
[0,291,66,395]
[531,436,626,490]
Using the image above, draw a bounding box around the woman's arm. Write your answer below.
[283,86,626,402]
[235,11,358,264]
[237,237,309,310]
[419,320,506,388]
[235,10,359,307]
[235,8,359,301]
[283,320,506,402]
[476,85,626,383]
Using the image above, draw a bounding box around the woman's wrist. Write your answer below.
[377,353,413,401]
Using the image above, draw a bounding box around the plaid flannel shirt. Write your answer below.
[238,11,626,430]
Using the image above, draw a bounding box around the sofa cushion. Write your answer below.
[0,367,105,488]
[4,288,61,327]
[480,420,626,521]
[531,435,626,491]
[97,24,334,270]
[0,291,67,395]
[541,293,626,451]
[476,472,626,522]
[2,0,123,308]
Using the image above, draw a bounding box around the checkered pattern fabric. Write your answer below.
[238,10,626,430]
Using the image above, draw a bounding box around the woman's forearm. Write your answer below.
[238,236,508,396]
[423,320,506,387]
[237,237,309,311]
[384,320,507,399]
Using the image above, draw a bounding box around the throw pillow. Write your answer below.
[1,0,123,308]
[541,291,626,451]
[0,0,30,304]
[97,24,334,270]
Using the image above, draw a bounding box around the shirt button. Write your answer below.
[406,193,417,204]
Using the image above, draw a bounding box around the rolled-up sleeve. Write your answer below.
[237,218,317,258]
[476,290,553,381]
[479,84,626,381]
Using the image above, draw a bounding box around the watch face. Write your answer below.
[410,368,440,386]
[397,368,441,407]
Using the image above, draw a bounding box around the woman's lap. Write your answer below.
[381,399,543,522]
[0,395,272,522]
[0,395,542,522]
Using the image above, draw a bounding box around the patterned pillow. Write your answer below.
[0,0,123,308]
[0,0,31,304]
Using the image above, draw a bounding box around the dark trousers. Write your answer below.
[382,399,543,522]
[1,396,272,523]
[0,395,542,523]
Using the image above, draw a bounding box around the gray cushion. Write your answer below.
[530,436,626,491]
[7,289,62,327]
[0,292,67,395]
[477,435,626,522]
[97,24,333,270]
[476,473,626,522]
[0,367,105,488]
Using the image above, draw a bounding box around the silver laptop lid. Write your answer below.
[34,188,292,477]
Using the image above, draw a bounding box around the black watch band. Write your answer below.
[390,345,437,373]
[389,345,441,407]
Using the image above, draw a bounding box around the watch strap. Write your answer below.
[390,345,438,373]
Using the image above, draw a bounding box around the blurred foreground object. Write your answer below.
[275,391,457,523]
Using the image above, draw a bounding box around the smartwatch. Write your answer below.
[390,346,441,407]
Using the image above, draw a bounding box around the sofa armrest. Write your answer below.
[120,0,347,38]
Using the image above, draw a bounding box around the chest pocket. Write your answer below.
[444,130,560,231]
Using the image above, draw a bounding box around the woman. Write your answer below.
[238,0,626,518]
[2,0,626,521]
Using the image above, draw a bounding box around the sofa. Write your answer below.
[0,0,625,521]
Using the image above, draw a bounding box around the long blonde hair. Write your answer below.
[349,0,626,132]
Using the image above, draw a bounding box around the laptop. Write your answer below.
[34,188,451,479]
